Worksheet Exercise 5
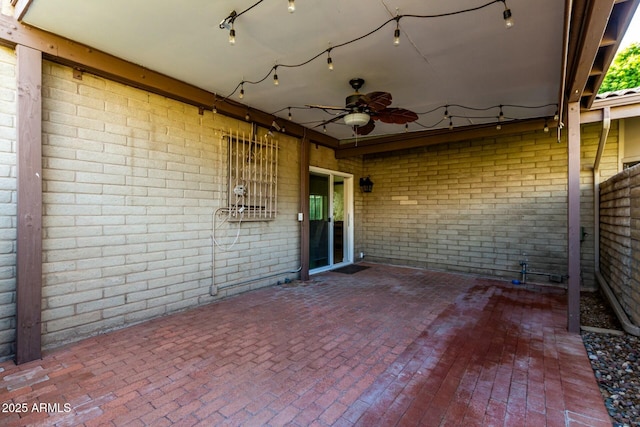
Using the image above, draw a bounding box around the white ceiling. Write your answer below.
[22,0,564,141]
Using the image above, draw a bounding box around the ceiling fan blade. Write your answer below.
[374,107,419,124]
[355,119,375,135]
[364,91,392,112]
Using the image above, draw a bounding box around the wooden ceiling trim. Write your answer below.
[335,118,556,159]
[582,94,640,122]
[567,0,618,103]
[580,0,640,108]
[13,0,33,22]
[0,13,340,149]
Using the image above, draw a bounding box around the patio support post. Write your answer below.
[567,101,581,333]
[300,137,310,281]
[15,44,43,364]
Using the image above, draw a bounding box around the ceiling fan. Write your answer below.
[308,78,419,135]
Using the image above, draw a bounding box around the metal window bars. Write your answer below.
[225,129,278,221]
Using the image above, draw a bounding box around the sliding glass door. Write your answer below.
[309,167,353,273]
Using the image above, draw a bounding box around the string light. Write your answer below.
[239,83,244,99]
[288,107,292,121]
[554,110,559,121]
[444,106,449,120]
[502,1,514,29]
[220,10,238,45]
[327,50,334,71]
[288,0,295,13]
[393,18,401,46]
[220,0,514,99]
[498,105,505,122]
[229,23,236,45]
[273,67,279,86]
[286,102,558,135]
[544,119,549,132]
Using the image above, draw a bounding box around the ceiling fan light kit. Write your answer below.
[308,78,419,135]
[344,113,371,127]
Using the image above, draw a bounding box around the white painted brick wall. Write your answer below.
[355,126,618,288]
[40,62,302,349]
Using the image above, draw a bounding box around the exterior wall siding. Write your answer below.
[0,46,16,360]
[357,123,619,288]
[39,62,302,350]
[600,163,640,325]
[0,45,628,359]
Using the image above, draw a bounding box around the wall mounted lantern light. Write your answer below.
[359,176,374,193]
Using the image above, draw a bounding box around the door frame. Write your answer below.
[309,166,354,274]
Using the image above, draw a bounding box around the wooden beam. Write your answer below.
[567,102,581,333]
[581,98,640,123]
[0,14,339,150]
[13,0,34,22]
[15,44,42,364]
[566,0,617,103]
[580,0,640,108]
[335,118,555,158]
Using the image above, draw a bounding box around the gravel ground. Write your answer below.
[581,291,640,427]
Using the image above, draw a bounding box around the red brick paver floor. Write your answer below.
[0,264,610,426]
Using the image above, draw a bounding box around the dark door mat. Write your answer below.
[333,264,370,274]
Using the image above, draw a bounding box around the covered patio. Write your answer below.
[0,265,610,426]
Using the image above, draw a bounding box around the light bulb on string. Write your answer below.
[288,0,295,13]
[393,20,401,46]
[444,106,449,120]
[323,125,327,133]
[544,119,549,133]
[239,83,244,99]
[327,50,334,71]
[554,110,559,121]
[229,24,236,45]
[449,119,454,130]
[503,2,514,29]
[498,105,505,122]
[288,108,292,121]
[273,67,279,86]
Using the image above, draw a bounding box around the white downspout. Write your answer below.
[593,106,610,273]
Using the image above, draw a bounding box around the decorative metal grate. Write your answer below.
[225,129,278,221]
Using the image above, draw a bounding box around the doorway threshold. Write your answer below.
[310,262,351,275]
